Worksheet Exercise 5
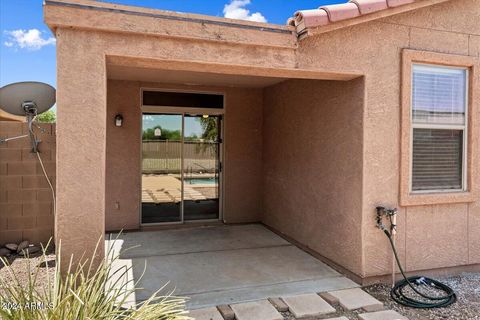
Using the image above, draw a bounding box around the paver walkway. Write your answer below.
[188,288,410,320]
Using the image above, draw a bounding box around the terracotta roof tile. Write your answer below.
[320,3,360,22]
[293,9,330,28]
[387,0,416,7]
[289,0,418,32]
[351,0,388,14]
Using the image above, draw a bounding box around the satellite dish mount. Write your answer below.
[23,101,41,153]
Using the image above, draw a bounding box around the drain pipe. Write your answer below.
[390,212,397,288]
[375,206,397,287]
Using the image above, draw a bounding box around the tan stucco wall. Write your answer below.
[55,27,107,269]
[105,80,263,231]
[105,81,141,231]
[262,79,365,275]
[295,0,480,278]
[378,0,480,276]
[296,18,410,279]
[222,87,264,223]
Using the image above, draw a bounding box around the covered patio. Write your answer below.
[106,224,358,309]
[46,0,365,291]
[99,58,365,308]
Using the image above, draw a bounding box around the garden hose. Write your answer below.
[382,227,457,308]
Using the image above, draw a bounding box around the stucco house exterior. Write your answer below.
[42,0,480,284]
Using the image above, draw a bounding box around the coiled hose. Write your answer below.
[383,229,456,308]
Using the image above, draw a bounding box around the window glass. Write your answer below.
[412,65,466,125]
[412,129,463,191]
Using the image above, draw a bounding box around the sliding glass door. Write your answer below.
[141,113,221,224]
[141,114,183,223]
[183,114,221,221]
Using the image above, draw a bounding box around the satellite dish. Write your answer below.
[0,82,56,153]
[0,81,55,116]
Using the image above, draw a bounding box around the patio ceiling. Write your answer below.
[107,65,288,88]
[106,56,362,88]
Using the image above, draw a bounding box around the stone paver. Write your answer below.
[188,307,224,320]
[282,293,336,318]
[269,297,289,312]
[362,303,385,312]
[230,300,283,320]
[319,292,339,305]
[324,317,349,320]
[359,310,409,320]
[328,288,383,310]
[217,304,235,320]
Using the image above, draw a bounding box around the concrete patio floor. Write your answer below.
[106,224,358,309]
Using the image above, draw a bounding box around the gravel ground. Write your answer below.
[364,273,480,320]
[0,251,56,297]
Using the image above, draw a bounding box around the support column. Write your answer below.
[55,28,107,272]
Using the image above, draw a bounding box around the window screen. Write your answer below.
[411,64,467,192]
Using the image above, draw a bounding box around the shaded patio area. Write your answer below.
[106,224,358,309]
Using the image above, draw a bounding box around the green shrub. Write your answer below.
[36,110,56,123]
[0,239,192,320]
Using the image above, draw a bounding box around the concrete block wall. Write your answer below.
[0,121,56,245]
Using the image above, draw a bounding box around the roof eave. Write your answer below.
[43,0,297,49]
[297,0,452,39]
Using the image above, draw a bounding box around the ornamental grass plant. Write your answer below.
[0,238,191,320]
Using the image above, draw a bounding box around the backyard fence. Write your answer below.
[0,121,55,246]
[142,140,219,174]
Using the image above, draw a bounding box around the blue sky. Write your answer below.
[1,0,343,88]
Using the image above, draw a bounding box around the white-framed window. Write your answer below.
[411,64,468,193]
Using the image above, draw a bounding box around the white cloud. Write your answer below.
[223,0,267,23]
[3,29,56,50]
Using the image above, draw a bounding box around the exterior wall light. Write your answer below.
[115,114,123,127]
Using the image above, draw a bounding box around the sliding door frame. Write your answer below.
[140,88,225,226]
